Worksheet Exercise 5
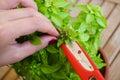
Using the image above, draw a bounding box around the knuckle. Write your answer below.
[13,52,23,62]
[0,26,6,38]
[25,8,36,16]
[30,16,41,26]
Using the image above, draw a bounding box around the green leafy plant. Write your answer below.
[13,0,107,80]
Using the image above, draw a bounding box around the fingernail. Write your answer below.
[48,39,58,45]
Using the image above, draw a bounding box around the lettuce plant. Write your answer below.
[13,0,107,80]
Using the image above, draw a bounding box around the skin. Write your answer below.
[0,0,59,66]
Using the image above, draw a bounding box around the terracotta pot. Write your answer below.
[99,48,109,80]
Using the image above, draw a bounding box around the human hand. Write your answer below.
[0,0,59,66]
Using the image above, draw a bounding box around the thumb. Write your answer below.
[16,35,57,59]
[0,35,57,66]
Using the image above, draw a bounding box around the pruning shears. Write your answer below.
[61,41,105,80]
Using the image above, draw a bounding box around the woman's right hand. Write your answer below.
[0,0,59,66]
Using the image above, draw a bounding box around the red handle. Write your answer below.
[61,42,105,80]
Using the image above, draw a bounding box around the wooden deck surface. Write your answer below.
[0,0,120,80]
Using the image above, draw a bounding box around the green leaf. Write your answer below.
[39,6,48,14]
[64,61,71,74]
[65,39,70,44]
[93,54,106,69]
[71,30,78,40]
[79,22,87,32]
[40,50,48,64]
[94,38,101,50]
[29,35,41,45]
[91,26,97,34]
[70,73,80,80]
[97,62,106,69]
[80,33,90,42]
[44,12,50,18]
[40,64,61,74]
[86,14,93,23]
[76,5,88,13]
[71,0,76,3]
[51,72,68,79]
[87,4,93,13]
[57,39,63,47]
[51,7,59,14]
[59,12,69,19]
[46,45,58,54]
[53,1,69,8]
[51,14,63,27]
[59,48,66,63]
[96,16,107,27]
[45,0,51,7]
[93,6,102,16]
[40,65,54,74]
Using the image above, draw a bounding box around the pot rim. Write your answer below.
[99,47,109,80]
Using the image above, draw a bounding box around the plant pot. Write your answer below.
[99,48,109,80]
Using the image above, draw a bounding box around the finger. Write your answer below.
[21,0,38,10]
[0,8,39,24]
[0,35,56,66]
[0,0,37,10]
[0,15,59,42]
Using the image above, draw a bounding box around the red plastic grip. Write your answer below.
[61,42,105,80]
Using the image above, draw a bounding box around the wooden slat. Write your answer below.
[90,0,104,6]
[107,0,120,4]
[16,76,23,80]
[76,0,90,5]
[101,4,120,47]
[101,1,115,18]
[108,51,120,80]
[70,0,90,17]
[2,68,18,80]
[0,66,10,80]
[104,24,120,65]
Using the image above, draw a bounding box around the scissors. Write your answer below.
[61,41,105,80]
